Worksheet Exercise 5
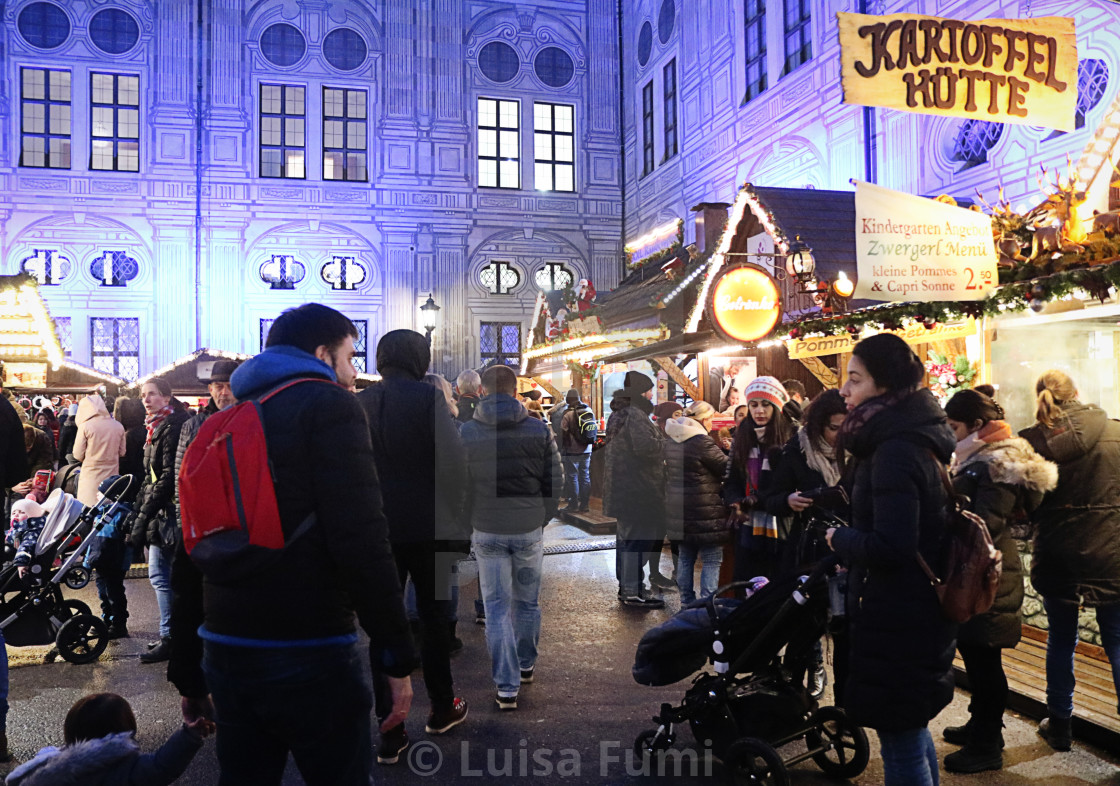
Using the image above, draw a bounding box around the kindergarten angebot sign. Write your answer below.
[838,12,1077,131]
[852,181,998,302]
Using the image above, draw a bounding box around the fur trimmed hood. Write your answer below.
[665,415,709,444]
[6,733,138,785]
[956,436,1059,494]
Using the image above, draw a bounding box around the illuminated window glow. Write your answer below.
[478,98,520,188]
[20,68,71,169]
[323,87,367,181]
[533,103,574,192]
[90,72,139,171]
[260,84,305,178]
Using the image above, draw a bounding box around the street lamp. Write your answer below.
[420,293,440,342]
[784,235,816,288]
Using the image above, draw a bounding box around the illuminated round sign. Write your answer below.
[707,265,782,344]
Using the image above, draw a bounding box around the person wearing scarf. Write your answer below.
[939,389,1057,773]
[825,333,957,786]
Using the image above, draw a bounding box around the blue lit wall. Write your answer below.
[0,0,624,378]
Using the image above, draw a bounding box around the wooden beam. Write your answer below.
[532,376,563,400]
[798,356,838,389]
[652,356,701,401]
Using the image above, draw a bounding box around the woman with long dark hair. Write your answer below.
[940,389,1056,772]
[825,333,957,786]
[722,377,792,581]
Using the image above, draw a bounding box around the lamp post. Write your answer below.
[784,235,816,289]
[420,293,440,344]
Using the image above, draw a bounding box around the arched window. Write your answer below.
[480,261,520,294]
[534,262,573,291]
[320,256,368,290]
[21,249,72,286]
[90,250,139,287]
[950,120,1003,171]
[259,254,305,289]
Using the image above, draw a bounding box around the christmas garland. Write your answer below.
[624,221,685,270]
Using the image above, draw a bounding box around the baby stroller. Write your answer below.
[0,476,133,664]
[632,514,868,785]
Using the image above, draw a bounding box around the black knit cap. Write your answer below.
[623,371,654,395]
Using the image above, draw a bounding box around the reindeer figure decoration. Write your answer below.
[1030,159,1089,262]
[1090,161,1120,238]
[975,187,1034,267]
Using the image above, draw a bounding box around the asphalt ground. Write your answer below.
[3,522,1119,784]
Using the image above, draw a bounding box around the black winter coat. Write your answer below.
[129,409,189,549]
[1020,401,1120,606]
[461,394,562,535]
[603,393,666,529]
[829,389,958,732]
[664,417,729,547]
[357,371,468,546]
[951,437,1057,648]
[57,419,78,463]
[0,397,28,491]
[456,395,480,425]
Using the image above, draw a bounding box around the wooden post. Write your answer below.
[652,356,701,401]
[532,376,563,400]
[797,356,839,388]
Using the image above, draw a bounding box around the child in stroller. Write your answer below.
[6,500,49,576]
[632,527,868,785]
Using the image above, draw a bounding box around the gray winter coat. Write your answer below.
[952,437,1057,648]
[1020,401,1120,606]
[5,727,202,786]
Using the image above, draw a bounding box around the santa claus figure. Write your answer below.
[546,305,569,339]
[575,279,596,312]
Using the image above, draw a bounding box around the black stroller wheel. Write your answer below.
[62,599,92,619]
[723,738,789,786]
[64,567,91,590]
[805,706,870,779]
[56,614,108,664]
[633,728,673,761]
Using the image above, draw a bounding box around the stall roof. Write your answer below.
[597,330,725,365]
[590,261,694,331]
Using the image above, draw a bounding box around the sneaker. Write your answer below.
[426,697,468,734]
[943,745,1003,773]
[621,594,665,609]
[520,668,534,684]
[808,665,828,699]
[496,694,518,711]
[475,611,486,625]
[377,724,409,764]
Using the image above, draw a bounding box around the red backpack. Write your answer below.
[179,378,331,580]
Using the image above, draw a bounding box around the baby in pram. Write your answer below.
[6,500,49,577]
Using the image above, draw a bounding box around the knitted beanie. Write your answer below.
[743,376,789,411]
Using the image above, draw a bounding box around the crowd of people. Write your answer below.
[0,308,1117,785]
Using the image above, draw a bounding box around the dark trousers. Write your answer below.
[203,640,373,786]
[373,543,456,718]
[958,642,1008,735]
[93,540,129,626]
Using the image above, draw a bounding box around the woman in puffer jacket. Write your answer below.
[941,389,1057,773]
[1019,370,1120,752]
[664,401,728,604]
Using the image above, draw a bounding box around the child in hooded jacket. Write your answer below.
[5,693,210,786]
[6,500,47,571]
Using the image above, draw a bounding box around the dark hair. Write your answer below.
[64,693,137,745]
[480,364,517,395]
[803,389,848,443]
[973,383,996,398]
[730,400,791,471]
[113,397,145,430]
[851,333,925,392]
[781,379,807,399]
[142,377,172,398]
[945,388,1004,426]
[266,303,358,356]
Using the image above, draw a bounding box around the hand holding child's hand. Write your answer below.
[182,696,216,739]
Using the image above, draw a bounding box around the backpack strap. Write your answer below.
[917,448,956,587]
[257,377,338,404]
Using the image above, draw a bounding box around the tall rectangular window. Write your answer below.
[744,0,768,101]
[20,68,71,168]
[323,87,367,181]
[90,73,139,171]
[260,84,306,178]
[349,318,368,373]
[478,98,520,188]
[259,318,275,351]
[783,0,812,75]
[663,60,678,161]
[533,103,574,192]
[642,81,655,175]
[55,316,72,357]
[480,322,521,368]
[90,317,140,380]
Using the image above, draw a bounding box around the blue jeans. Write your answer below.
[203,640,372,786]
[879,727,938,786]
[148,545,172,638]
[473,529,543,696]
[676,543,723,605]
[562,453,591,508]
[1044,597,1120,718]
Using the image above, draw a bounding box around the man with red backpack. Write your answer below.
[559,389,596,513]
[170,304,416,786]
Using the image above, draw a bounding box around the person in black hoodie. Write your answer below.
[461,364,561,710]
[1019,370,1120,752]
[826,333,957,786]
[126,378,190,665]
[169,303,416,785]
[358,330,469,761]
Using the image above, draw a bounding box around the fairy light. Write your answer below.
[624,219,682,253]
[659,262,709,307]
[686,184,753,333]
[62,359,125,386]
[523,328,666,363]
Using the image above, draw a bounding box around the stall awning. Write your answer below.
[597,330,728,365]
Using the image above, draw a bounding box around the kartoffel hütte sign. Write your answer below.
[837,12,1077,131]
[851,181,998,302]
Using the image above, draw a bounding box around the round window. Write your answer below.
[323,27,367,72]
[534,47,574,88]
[260,23,306,67]
[89,8,139,54]
[657,0,675,44]
[637,22,653,67]
[17,2,70,49]
[478,41,519,83]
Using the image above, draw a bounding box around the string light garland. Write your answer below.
[129,348,253,389]
[61,359,126,386]
[625,220,684,270]
[686,185,752,333]
[0,279,65,370]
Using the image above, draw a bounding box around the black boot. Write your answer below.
[1038,716,1072,751]
[140,636,171,664]
[943,717,1005,748]
[944,720,1004,773]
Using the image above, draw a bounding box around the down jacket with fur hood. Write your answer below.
[664,416,729,547]
[952,436,1058,648]
[5,727,202,786]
